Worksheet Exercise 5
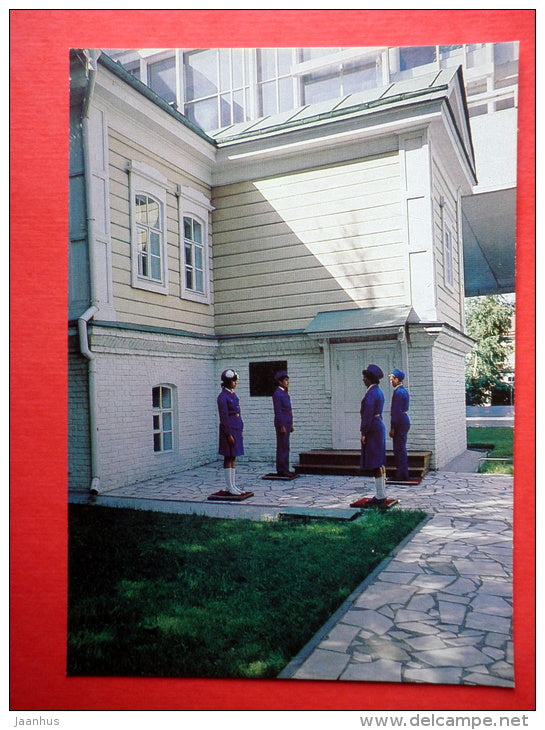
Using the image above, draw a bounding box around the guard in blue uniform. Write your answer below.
[389,368,411,481]
[272,370,294,476]
[359,364,387,504]
[217,368,244,494]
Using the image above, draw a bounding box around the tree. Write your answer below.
[464,295,514,405]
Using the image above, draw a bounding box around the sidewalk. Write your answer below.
[69,454,513,687]
[466,405,514,427]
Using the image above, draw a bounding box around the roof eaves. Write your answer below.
[444,96,478,184]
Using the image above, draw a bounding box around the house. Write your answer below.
[69,48,478,493]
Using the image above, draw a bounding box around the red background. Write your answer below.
[9,9,536,711]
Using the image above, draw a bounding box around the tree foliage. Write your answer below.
[465,295,514,404]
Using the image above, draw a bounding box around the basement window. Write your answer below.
[152,385,174,452]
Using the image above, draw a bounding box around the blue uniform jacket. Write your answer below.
[359,384,386,471]
[390,385,410,429]
[217,388,243,435]
[217,388,244,457]
[360,384,384,435]
[273,387,293,430]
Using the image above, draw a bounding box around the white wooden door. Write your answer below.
[331,343,398,449]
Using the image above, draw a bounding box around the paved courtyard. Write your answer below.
[70,455,513,687]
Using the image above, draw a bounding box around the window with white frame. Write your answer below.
[152,385,174,453]
[257,48,296,117]
[184,48,252,131]
[179,186,212,303]
[301,58,378,105]
[129,160,169,295]
[147,54,177,105]
[136,194,162,281]
[444,227,454,289]
[183,216,205,294]
[399,46,437,72]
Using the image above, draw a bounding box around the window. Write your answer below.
[152,386,174,452]
[301,59,378,105]
[468,103,488,118]
[136,194,162,281]
[465,44,488,69]
[183,216,204,294]
[495,97,515,112]
[179,186,213,303]
[124,60,141,79]
[257,48,295,117]
[184,48,251,131]
[399,46,436,72]
[148,55,177,105]
[494,42,518,66]
[249,361,287,397]
[300,48,341,62]
[444,227,454,289]
[439,45,463,70]
[129,161,169,295]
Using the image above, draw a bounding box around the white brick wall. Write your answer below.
[407,326,471,469]
[70,323,470,491]
[87,326,218,492]
[432,337,468,468]
[406,342,435,456]
[68,335,92,490]
[216,334,332,464]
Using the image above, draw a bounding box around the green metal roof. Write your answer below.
[305,306,420,337]
[211,68,459,144]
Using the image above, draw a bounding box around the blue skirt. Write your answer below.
[360,418,386,471]
[218,427,244,457]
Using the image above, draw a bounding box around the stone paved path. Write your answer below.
[282,471,513,686]
[70,460,513,687]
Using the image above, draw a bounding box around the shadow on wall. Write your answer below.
[212,155,407,336]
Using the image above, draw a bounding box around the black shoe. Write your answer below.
[368,496,387,508]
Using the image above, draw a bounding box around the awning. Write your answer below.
[305,306,420,339]
[462,187,516,296]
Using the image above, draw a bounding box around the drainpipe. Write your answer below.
[78,305,100,494]
[79,49,102,494]
[397,326,410,383]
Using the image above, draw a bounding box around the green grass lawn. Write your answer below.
[467,426,514,474]
[68,504,427,679]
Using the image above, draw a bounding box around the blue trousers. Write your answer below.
[276,429,290,473]
[392,423,410,480]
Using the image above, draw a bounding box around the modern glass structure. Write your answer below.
[105,45,518,133]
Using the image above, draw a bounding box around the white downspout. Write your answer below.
[78,306,100,494]
[398,325,410,388]
[80,49,102,494]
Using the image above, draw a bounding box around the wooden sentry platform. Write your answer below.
[294,449,431,480]
[349,497,400,510]
[207,490,254,502]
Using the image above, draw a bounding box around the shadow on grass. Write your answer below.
[68,504,427,679]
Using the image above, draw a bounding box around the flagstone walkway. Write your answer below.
[69,458,513,687]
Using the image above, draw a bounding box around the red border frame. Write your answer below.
[9,10,536,711]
